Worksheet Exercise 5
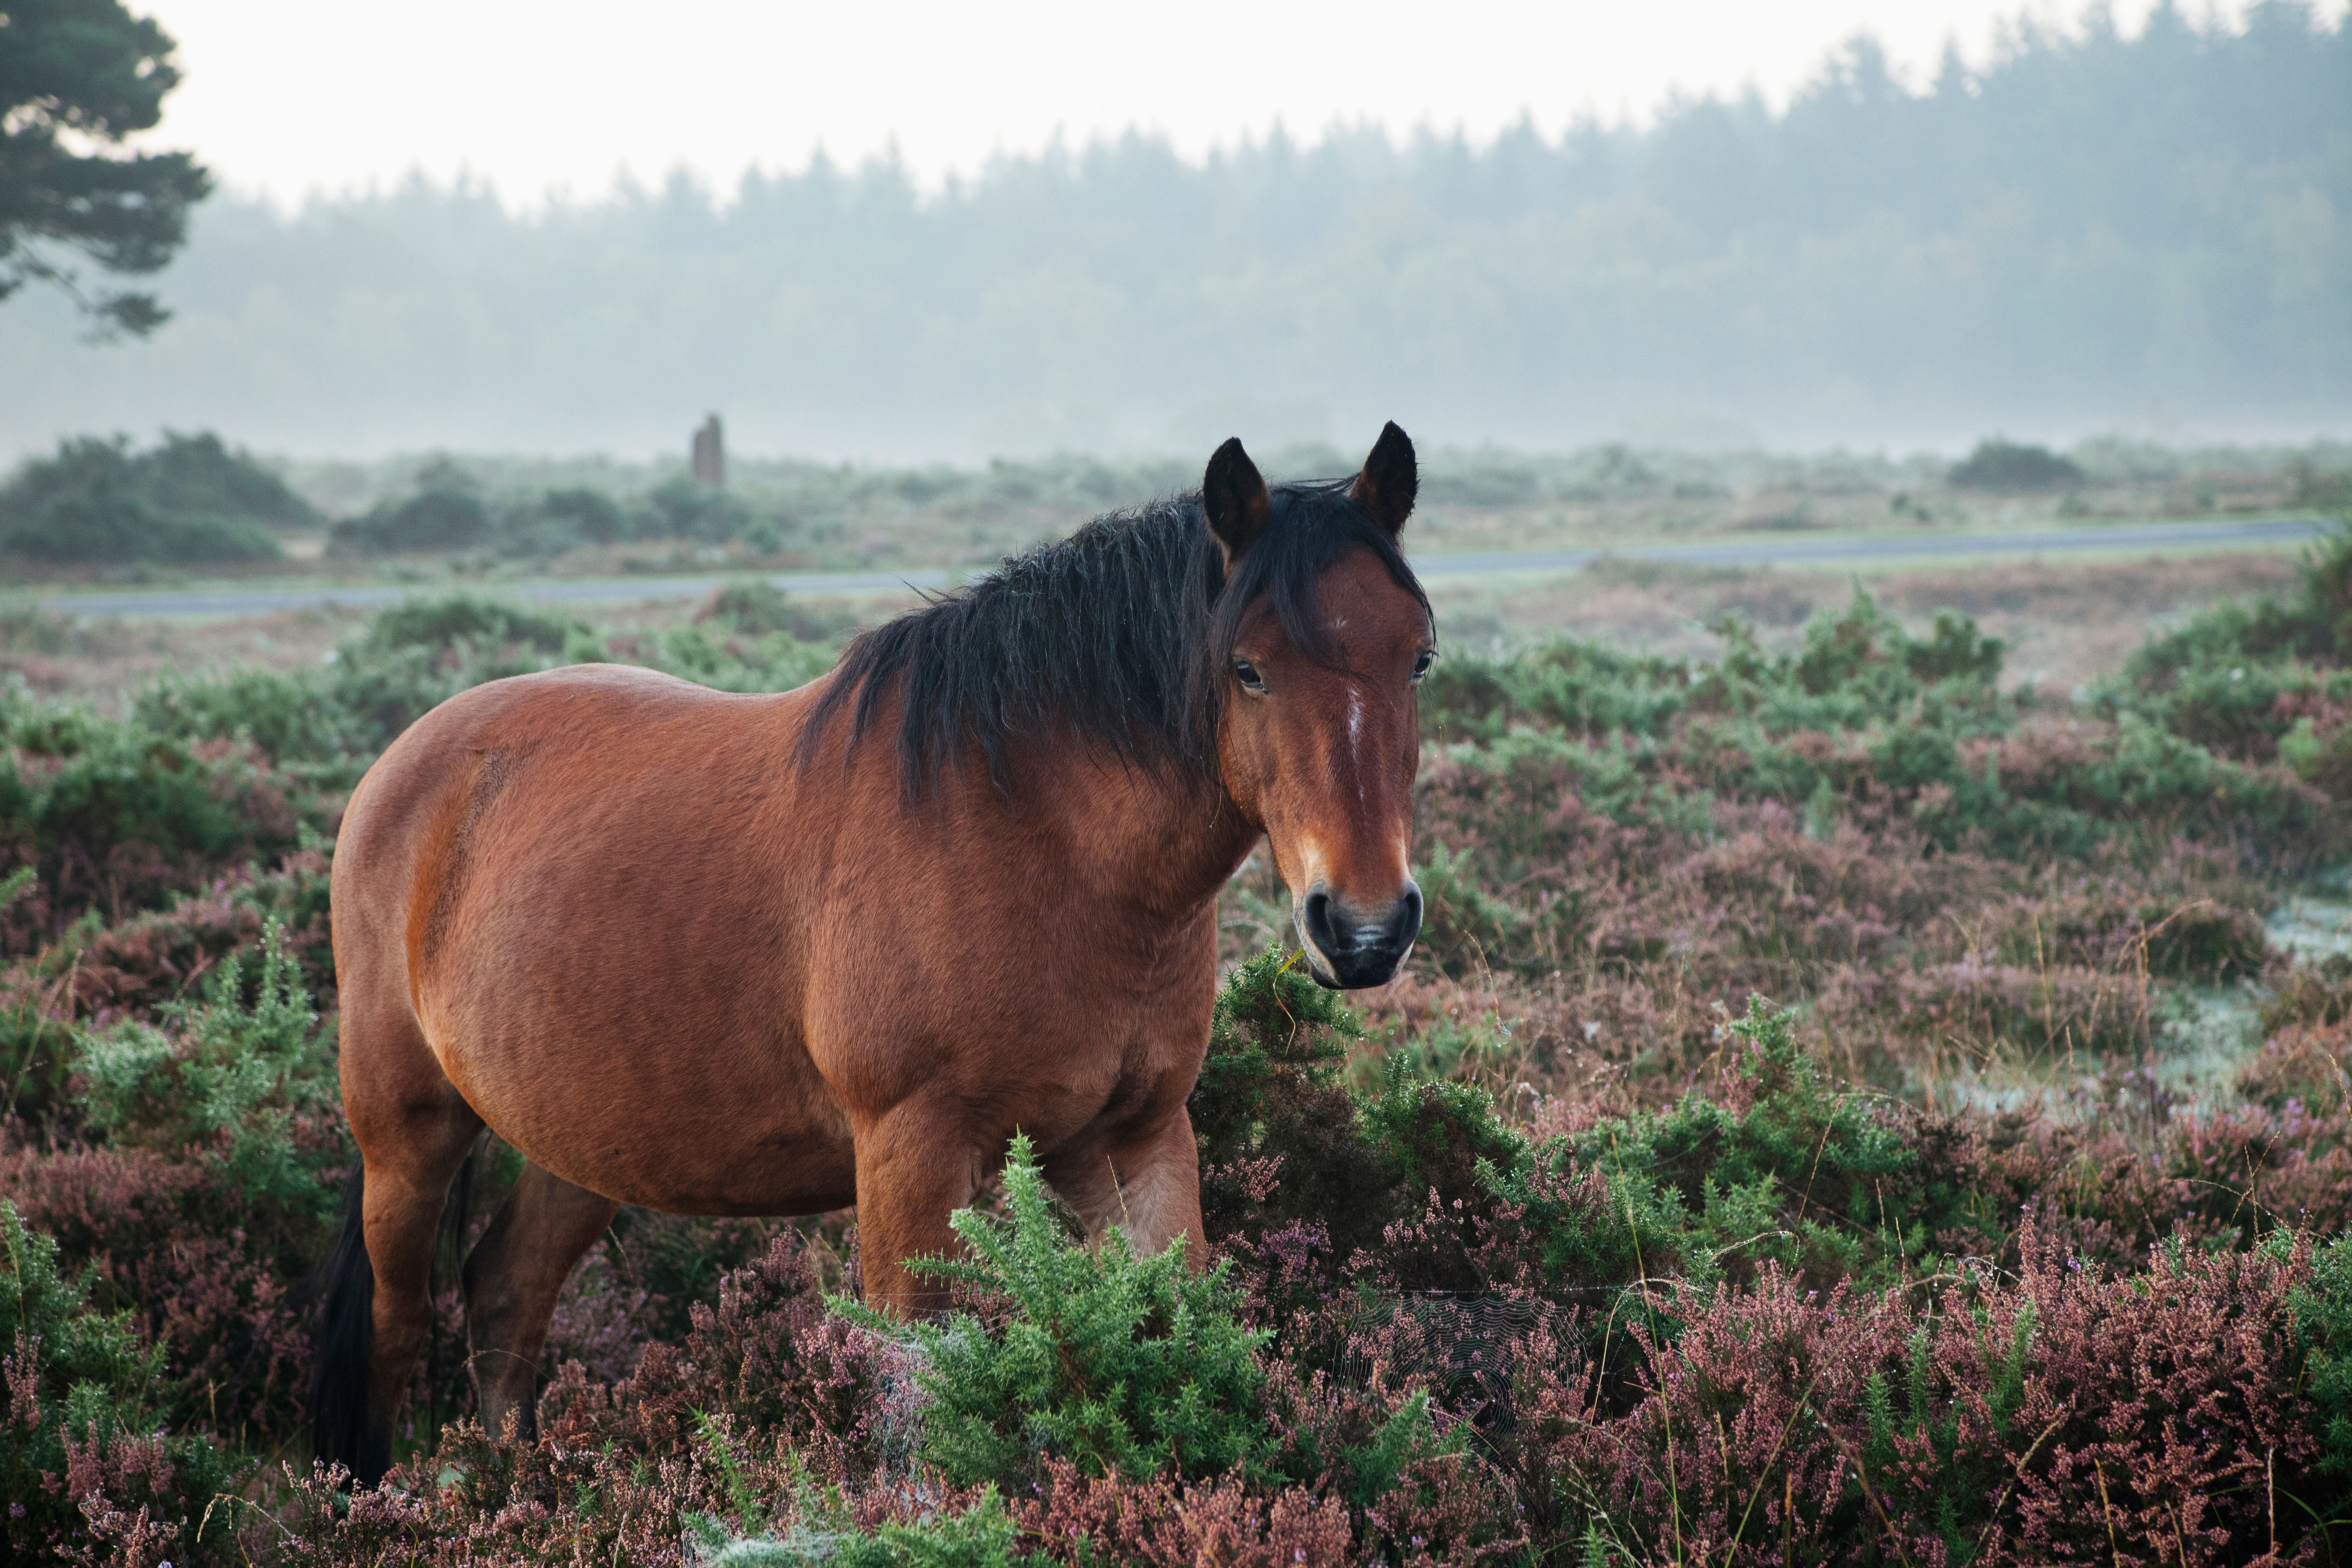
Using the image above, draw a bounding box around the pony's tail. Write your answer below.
[309,1157,381,1486]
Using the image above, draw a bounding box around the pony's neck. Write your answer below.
[1131,774,1260,918]
[1036,746,1258,927]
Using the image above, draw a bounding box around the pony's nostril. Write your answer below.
[1302,885,1346,954]
[1394,882,1424,948]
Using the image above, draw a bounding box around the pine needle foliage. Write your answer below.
[1188,946,1407,1257]
[1189,944,1361,1168]
[1566,995,1930,1295]
[72,920,338,1214]
[694,1485,1021,1568]
[2,1199,165,1484]
[2295,1233,2352,1484]
[1,1201,241,1559]
[847,1133,1274,1490]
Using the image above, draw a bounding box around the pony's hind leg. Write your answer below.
[348,1077,481,1483]
[461,1161,619,1444]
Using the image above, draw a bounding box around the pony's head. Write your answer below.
[799,421,1431,991]
[1206,423,1431,989]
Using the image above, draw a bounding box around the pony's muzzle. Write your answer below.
[1298,879,1422,989]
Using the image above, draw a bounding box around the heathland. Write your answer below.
[9,490,2352,1560]
[3,431,2347,589]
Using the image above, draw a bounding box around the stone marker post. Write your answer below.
[691,414,727,488]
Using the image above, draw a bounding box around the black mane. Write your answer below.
[800,479,1429,797]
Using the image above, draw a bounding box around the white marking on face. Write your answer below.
[1346,690,1367,805]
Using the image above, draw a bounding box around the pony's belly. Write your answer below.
[421,1001,858,1219]
[554,1134,860,1218]
[486,1096,859,1218]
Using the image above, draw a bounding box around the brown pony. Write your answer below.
[311,424,1434,1485]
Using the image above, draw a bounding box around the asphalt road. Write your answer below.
[13,513,2331,619]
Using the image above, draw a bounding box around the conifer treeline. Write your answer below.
[2,2,2342,458]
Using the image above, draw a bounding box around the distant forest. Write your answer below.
[1,2,2344,462]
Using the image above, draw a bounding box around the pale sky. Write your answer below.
[134,0,2334,207]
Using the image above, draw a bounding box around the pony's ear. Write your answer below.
[1348,421,1417,538]
[1203,437,1272,566]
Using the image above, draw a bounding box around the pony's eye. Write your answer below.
[1410,649,1436,684]
[1234,660,1268,694]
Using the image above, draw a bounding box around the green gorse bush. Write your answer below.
[849,1133,1274,1489]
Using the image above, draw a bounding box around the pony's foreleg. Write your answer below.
[461,1161,620,1445]
[1052,1106,1207,1269]
[853,1099,985,1315]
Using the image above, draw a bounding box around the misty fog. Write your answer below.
[2,3,2344,464]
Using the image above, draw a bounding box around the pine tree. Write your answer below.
[0,0,211,336]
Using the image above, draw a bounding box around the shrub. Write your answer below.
[689,1486,1021,1568]
[4,1140,325,1446]
[650,475,753,542]
[1189,948,1406,1261]
[490,485,640,557]
[2110,522,2352,735]
[1517,1232,2317,1565]
[591,1208,799,1348]
[1949,438,2086,493]
[2281,713,2352,799]
[1411,841,1540,977]
[852,1133,1275,1489]
[2242,1018,2352,1117]
[327,485,494,557]
[0,433,295,566]
[542,485,632,543]
[1422,586,2345,879]
[2293,462,2352,513]
[139,432,318,531]
[701,579,861,643]
[1,1201,243,1564]
[320,592,591,745]
[134,665,379,771]
[1559,996,1935,1295]
[0,691,308,944]
[71,921,339,1216]
[351,592,578,660]
[2297,1233,2352,1494]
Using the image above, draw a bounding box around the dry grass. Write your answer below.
[0,591,926,710]
[8,552,2297,712]
[1429,550,2301,690]
[0,608,348,708]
